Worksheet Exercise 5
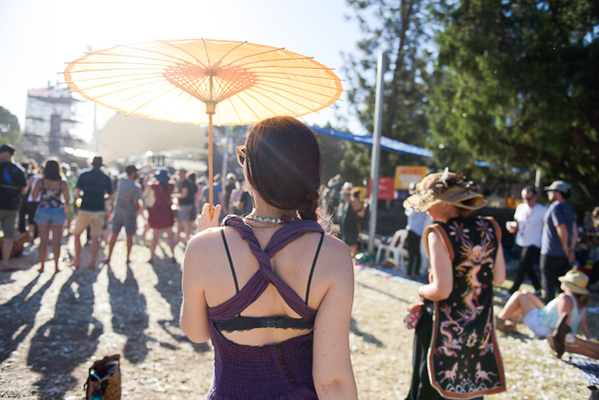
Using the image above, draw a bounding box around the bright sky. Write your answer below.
[0,0,367,140]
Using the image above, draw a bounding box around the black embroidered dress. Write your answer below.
[407,216,506,399]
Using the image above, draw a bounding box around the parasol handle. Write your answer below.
[207,103,215,218]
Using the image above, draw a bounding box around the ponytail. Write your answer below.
[298,188,320,221]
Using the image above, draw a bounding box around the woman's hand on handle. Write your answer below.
[197,203,221,232]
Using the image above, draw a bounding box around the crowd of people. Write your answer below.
[0,144,254,272]
[1,114,599,399]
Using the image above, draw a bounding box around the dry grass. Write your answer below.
[0,239,596,399]
[350,266,597,399]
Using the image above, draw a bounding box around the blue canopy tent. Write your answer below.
[310,126,525,174]
[310,126,433,158]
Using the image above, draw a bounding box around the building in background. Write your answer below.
[21,84,89,166]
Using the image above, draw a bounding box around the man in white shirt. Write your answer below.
[507,186,547,296]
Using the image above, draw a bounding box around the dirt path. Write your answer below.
[0,238,593,399]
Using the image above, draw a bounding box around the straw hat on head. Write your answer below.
[403,169,487,212]
[559,269,589,295]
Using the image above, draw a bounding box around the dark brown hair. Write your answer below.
[43,157,62,181]
[245,116,322,221]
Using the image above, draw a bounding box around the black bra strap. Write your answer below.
[220,230,240,293]
[305,233,325,305]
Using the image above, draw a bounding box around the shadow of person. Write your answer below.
[27,272,103,399]
[151,258,210,353]
[350,317,384,347]
[106,263,150,364]
[0,274,53,364]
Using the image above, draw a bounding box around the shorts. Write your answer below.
[523,308,553,338]
[111,212,137,235]
[177,204,196,222]
[0,209,18,238]
[73,210,105,238]
[34,207,67,226]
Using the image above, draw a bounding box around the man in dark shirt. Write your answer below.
[540,180,577,303]
[0,144,27,271]
[71,156,113,269]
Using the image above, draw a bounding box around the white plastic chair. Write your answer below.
[376,229,409,269]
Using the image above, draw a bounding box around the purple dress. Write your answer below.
[206,215,324,399]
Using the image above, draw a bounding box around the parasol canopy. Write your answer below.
[63,38,343,210]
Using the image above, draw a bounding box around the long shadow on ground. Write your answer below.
[27,272,103,400]
[107,263,150,364]
[0,274,51,364]
[151,254,210,352]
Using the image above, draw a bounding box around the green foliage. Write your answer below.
[341,0,434,179]
[0,106,21,147]
[429,0,599,201]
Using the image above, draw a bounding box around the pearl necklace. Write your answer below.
[244,213,299,225]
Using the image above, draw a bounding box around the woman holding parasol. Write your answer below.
[180,116,357,399]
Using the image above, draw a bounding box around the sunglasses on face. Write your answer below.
[236,146,246,166]
[523,195,535,201]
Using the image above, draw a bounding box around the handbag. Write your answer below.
[403,302,425,330]
[84,354,121,400]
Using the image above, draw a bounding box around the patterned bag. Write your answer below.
[403,302,425,330]
[84,354,121,400]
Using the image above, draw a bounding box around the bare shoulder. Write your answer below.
[184,227,229,271]
[316,234,354,277]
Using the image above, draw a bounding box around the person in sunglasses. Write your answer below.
[180,116,358,400]
[505,186,547,297]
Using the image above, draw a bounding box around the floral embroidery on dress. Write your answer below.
[448,221,470,243]
[476,219,495,242]
[428,216,505,397]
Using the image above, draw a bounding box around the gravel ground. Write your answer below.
[0,236,596,399]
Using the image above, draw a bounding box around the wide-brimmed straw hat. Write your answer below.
[559,269,589,295]
[403,169,487,212]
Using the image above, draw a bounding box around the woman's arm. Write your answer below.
[312,240,358,399]
[61,179,70,211]
[579,310,592,339]
[31,179,41,201]
[180,234,212,343]
[418,230,453,301]
[180,204,222,343]
[492,242,506,285]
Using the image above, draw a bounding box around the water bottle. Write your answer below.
[90,386,104,400]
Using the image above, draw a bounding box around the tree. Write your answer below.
[428,0,599,201]
[341,0,434,182]
[0,106,21,147]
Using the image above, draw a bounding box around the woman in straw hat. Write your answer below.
[404,169,506,399]
[497,268,599,359]
[180,116,357,399]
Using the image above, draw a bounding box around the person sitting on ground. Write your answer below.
[496,269,599,359]
[180,116,357,399]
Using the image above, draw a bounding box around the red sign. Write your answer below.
[367,177,396,200]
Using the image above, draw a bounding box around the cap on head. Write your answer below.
[403,169,487,212]
[544,180,570,194]
[0,144,16,155]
